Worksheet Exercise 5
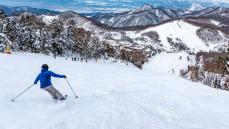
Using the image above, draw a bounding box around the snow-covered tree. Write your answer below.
[0,10,7,33]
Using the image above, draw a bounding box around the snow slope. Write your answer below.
[1,52,229,129]
[124,20,228,53]
[126,20,210,51]
[144,20,205,50]
[144,52,195,75]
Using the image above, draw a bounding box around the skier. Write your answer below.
[34,64,67,100]
[54,54,56,59]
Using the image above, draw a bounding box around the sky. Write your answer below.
[0,0,228,13]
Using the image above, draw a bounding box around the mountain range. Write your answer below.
[1,0,229,13]
[1,4,229,30]
[90,4,229,28]
[0,5,60,16]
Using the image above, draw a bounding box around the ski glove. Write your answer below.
[34,75,39,84]
[63,75,67,78]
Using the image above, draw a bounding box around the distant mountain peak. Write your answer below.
[189,3,204,11]
[140,4,154,10]
[132,4,154,12]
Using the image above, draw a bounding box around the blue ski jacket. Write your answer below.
[34,68,65,88]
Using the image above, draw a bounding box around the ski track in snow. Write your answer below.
[0,52,229,129]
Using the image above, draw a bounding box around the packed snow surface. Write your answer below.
[144,52,195,75]
[1,52,229,129]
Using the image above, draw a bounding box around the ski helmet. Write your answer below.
[41,64,49,70]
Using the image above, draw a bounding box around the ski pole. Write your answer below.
[11,84,34,102]
[65,78,78,98]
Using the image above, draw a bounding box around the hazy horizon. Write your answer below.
[0,0,229,13]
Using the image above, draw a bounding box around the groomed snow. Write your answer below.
[144,52,195,75]
[1,52,229,129]
[142,20,207,51]
[126,20,218,52]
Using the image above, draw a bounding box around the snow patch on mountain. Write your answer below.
[41,15,58,24]
[211,20,220,26]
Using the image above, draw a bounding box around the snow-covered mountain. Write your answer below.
[0,5,60,16]
[91,4,180,28]
[49,10,229,60]
[0,4,228,30]
[90,5,229,28]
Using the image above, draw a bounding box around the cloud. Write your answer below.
[209,0,229,4]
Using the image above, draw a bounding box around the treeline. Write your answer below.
[0,10,105,60]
